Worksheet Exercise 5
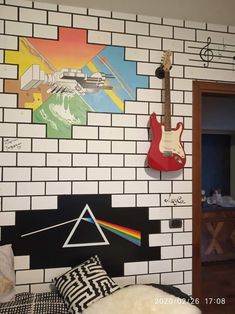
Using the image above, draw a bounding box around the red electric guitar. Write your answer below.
[147,50,186,171]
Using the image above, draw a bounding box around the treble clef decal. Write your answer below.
[200,37,214,67]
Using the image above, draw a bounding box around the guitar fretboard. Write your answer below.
[164,70,171,131]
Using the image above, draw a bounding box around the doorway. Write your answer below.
[192,81,235,313]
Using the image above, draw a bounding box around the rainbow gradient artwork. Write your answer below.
[5,27,148,138]
[84,217,141,246]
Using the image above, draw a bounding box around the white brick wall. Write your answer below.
[0,4,18,20]
[48,11,72,27]
[99,127,124,140]
[87,167,111,180]
[1,0,234,294]
[0,123,17,136]
[17,182,45,196]
[59,5,86,14]
[46,181,71,195]
[88,113,111,126]
[0,94,18,108]
[150,24,173,38]
[125,128,148,140]
[32,167,58,181]
[149,233,172,247]
[173,232,192,245]
[124,261,148,275]
[99,154,123,167]
[16,269,44,284]
[87,140,111,153]
[125,101,148,114]
[100,18,124,32]
[125,48,149,62]
[112,114,136,127]
[125,181,148,193]
[73,181,98,194]
[113,11,136,21]
[4,108,32,123]
[0,182,16,196]
[19,8,47,24]
[149,259,172,273]
[137,273,160,284]
[34,1,57,10]
[99,181,123,194]
[6,21,32,37]
[126,21,149,35]
[73,154,98,166]
[112,168,136,180]
[0,35,18,50]
[161,272,183,285]
[14,255,30,270]
[3,196,30,211]
[112,33,136,47]
[0,64,18,79]
[161,246,184,259]
[18,153,45,166]
[47,153,71,167]
[3,167,31,181]
[88,30,111,45]
[34,25,58,39]
[33,139,58,152]
[125,154,147,167]
[0,211,15,225]
[32,195,57,210]
[138,36,161,49]
[112,194,136,207]
[59,139,86,153]
[59,168,86,181]
[112,141,135,153]
[73,126,98,139]
[73,14,98,29]
[18,124,46,138]
[0,152,16,165]
[149,207,171,220]
[173,258,192,271]
[6,0,32,7]
[137,193,160,207]
[89,8,110,18]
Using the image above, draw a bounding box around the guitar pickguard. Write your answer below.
[159,124,185,159]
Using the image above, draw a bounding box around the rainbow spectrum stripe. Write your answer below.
[83,218,141,246]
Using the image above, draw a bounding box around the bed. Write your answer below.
[0,291,68,314]
[0,246,201,314]
[0,285,201,314]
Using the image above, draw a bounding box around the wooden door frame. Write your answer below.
[192,80,235,300]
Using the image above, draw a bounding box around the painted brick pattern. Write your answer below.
[0,0,234,297]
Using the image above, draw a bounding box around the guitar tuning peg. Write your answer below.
[155,65,165,79]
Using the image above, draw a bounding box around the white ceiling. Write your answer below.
[36,0,235,26]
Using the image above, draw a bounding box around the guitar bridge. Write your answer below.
[163,151,173,157]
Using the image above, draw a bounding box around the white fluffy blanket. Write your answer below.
[83,285,201,314]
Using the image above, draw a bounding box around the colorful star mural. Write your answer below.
[5,27,148,138]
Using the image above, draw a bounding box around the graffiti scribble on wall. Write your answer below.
[5,27,148,138]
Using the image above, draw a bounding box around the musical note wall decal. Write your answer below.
[188,36,235,70]
[200,37,214,67]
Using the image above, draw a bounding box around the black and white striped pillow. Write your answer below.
[53,255,119,314]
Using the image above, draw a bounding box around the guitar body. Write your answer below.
[147,112,186,171]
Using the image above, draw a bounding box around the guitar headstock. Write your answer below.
[162,50,172,72]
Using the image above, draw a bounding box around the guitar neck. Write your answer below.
[164,71,171,131]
